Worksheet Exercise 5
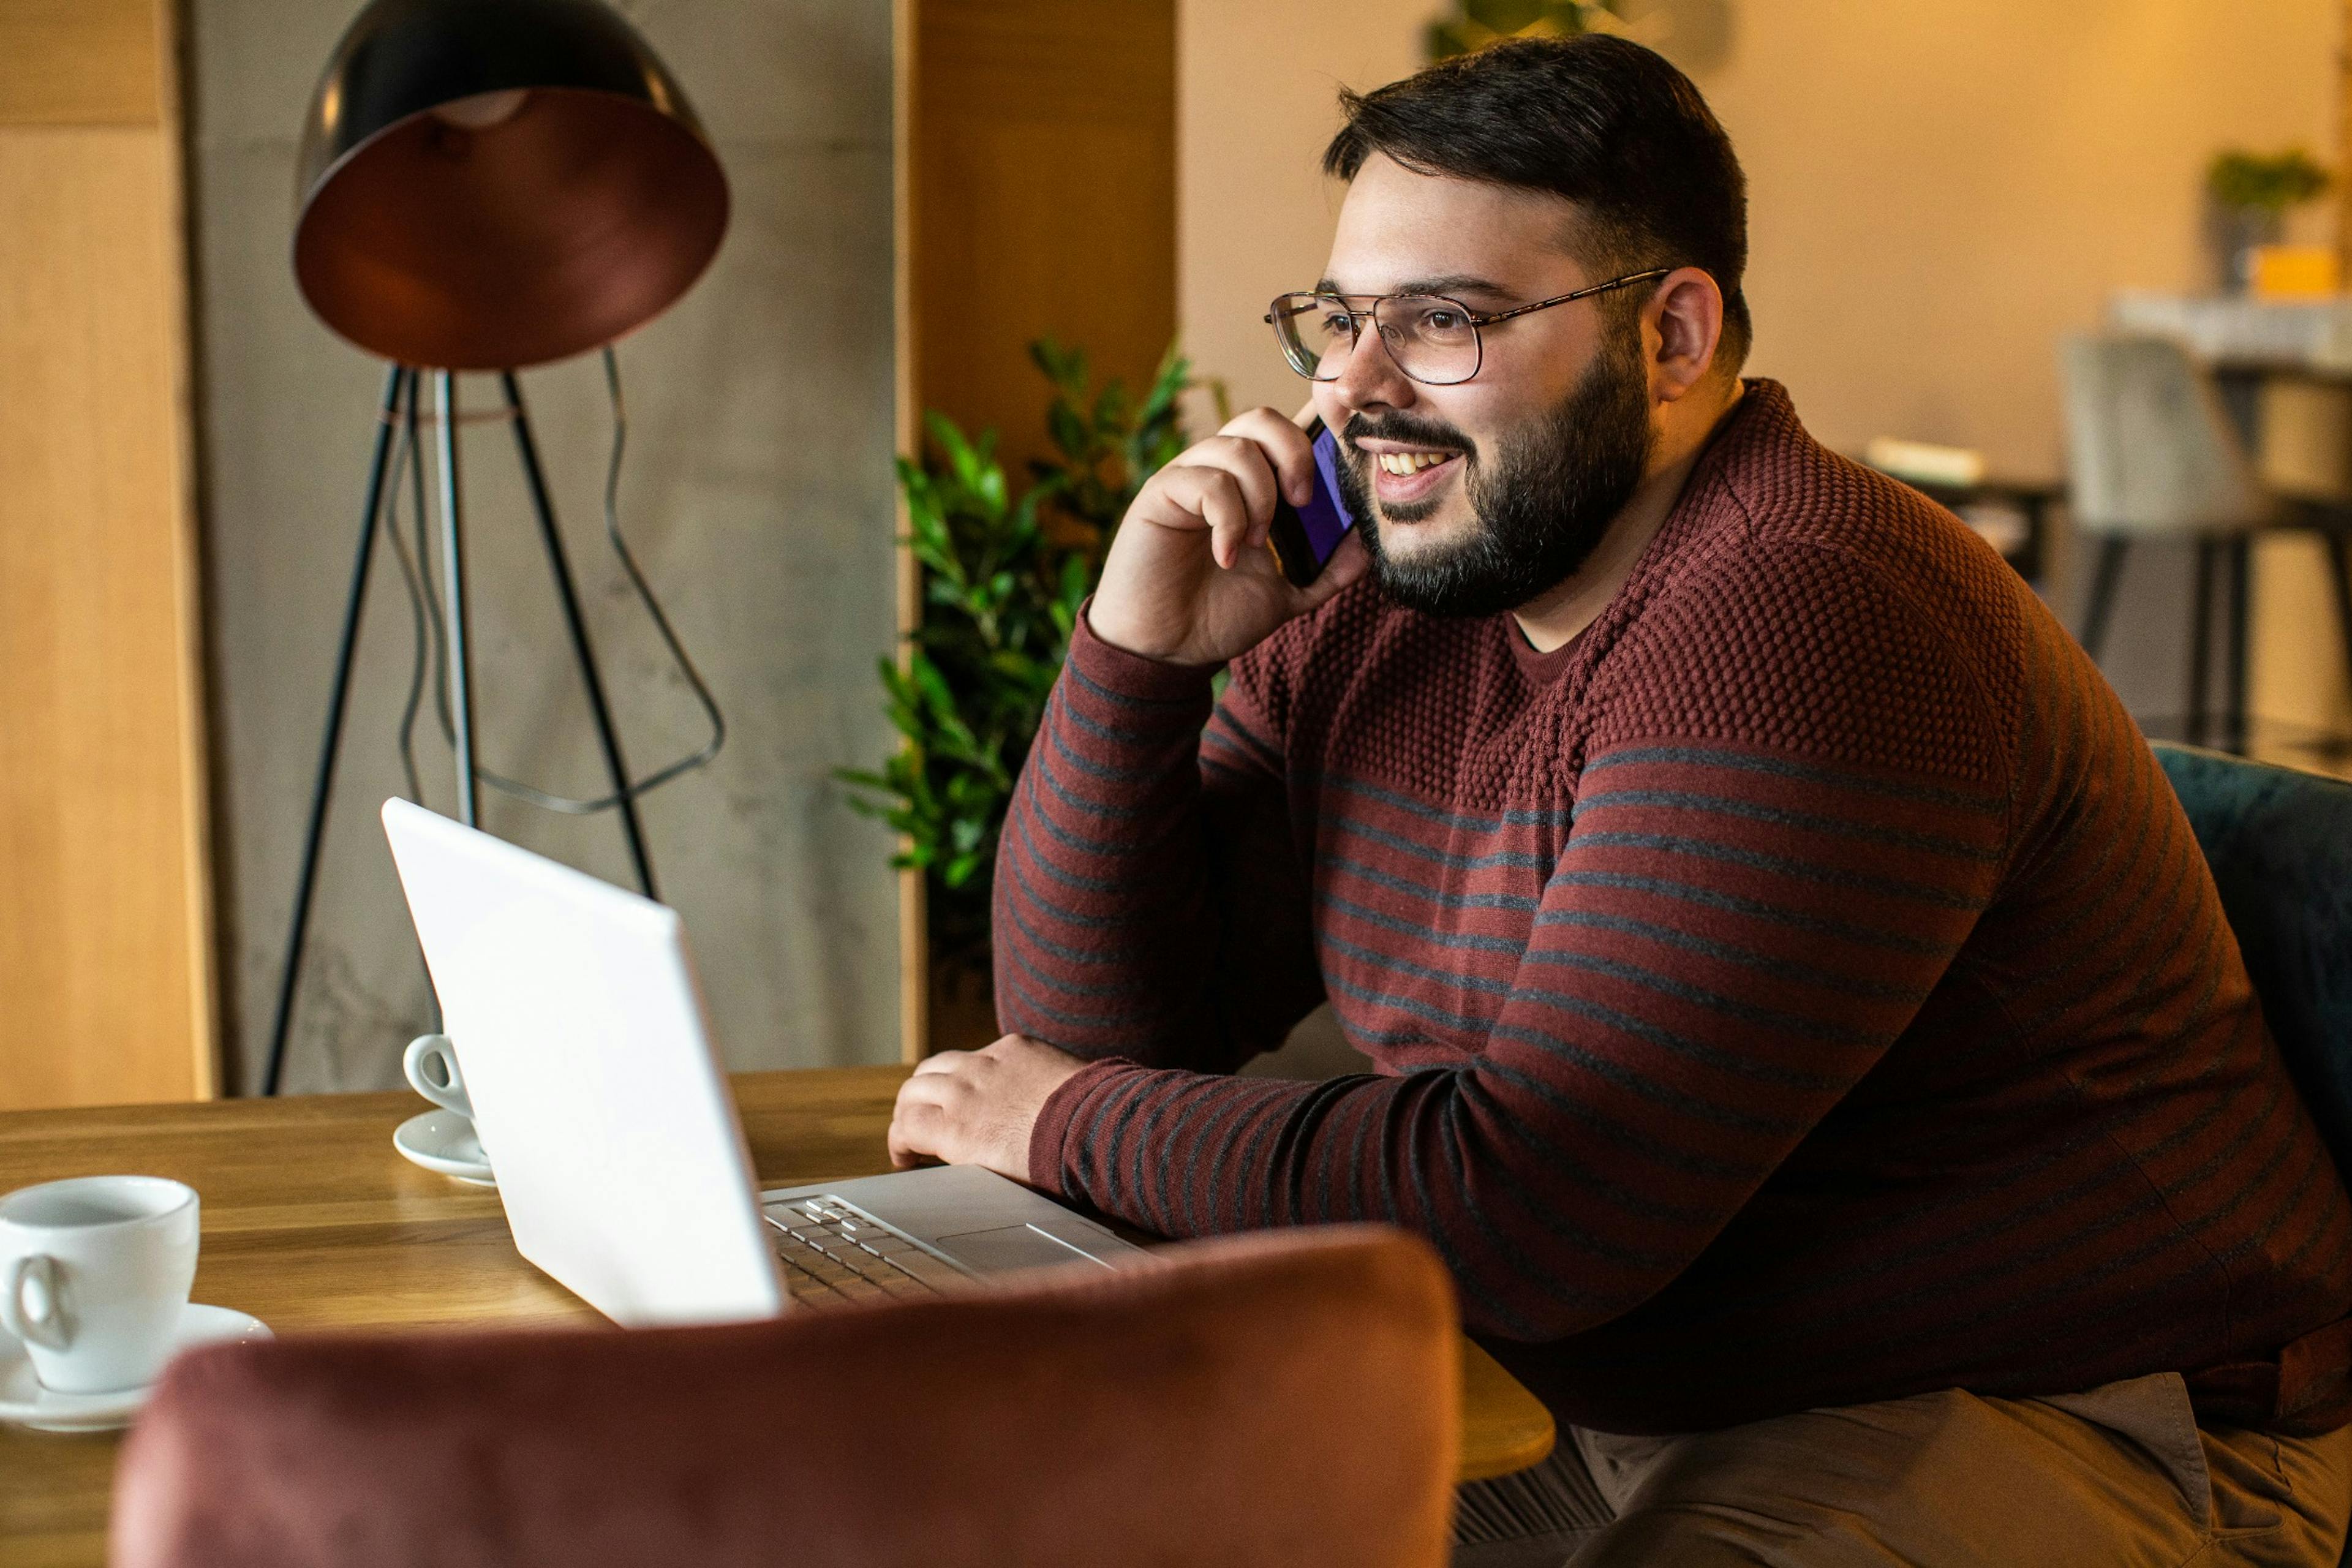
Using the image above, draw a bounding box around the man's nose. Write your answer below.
[1328,320,1417,414]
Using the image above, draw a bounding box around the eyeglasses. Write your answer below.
[1264,269,1670,386]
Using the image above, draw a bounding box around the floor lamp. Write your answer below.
[263,0,731,1095]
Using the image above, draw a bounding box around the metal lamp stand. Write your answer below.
[261,363,658,1096]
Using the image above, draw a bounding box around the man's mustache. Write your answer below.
[1340,413,1475,459]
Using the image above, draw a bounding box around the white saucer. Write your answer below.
[0,1303,271,1433]
[394,1109,495,1186]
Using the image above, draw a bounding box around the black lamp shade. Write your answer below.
[293,0,729,371]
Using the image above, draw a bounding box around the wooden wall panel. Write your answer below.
[0,0,214,1108]
[892,0,927,1063]
[895,0,1178,1058]
[0,0,162,126]
[907,0,1178,492]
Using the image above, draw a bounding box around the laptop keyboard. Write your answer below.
[761,1195,967,1307]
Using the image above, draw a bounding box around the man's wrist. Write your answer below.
[1026,1055,1132,1189]
[1080,595,1221,670]
[1070,598,1227,696]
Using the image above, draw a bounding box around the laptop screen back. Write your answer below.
[380,799,785,1326]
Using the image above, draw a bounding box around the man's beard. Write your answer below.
[1333,328,1654,620]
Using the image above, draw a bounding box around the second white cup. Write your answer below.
[403,1033,473,1119]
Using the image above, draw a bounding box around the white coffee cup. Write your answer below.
[0,1176,200,1394]
[403,1033,473,1119]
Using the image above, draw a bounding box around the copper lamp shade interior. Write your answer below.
[294,0,728,371]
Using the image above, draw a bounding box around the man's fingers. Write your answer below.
[886,1099,925,1167]
[1165,466,1256,570]
[888,1109,936,1169]
[1295,528,1372,610]
[894,1074,955,1113]
[888,1091,953,1167]
[1139,450,1294,566]
[1191,434,1280,531]
[1221,405,1318,507]
[910,1049,970,1079]
[1167,465,1258,568]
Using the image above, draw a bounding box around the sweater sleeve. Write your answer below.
[990,601,1326,1070]
[1027,542,2016,1342]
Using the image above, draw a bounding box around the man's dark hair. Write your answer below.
[1323,34,1751,369]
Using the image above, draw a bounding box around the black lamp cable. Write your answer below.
[384,346,726,815]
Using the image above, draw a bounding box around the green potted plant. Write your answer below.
[1427,0,1627,61]
[2206,147,2330,292]
[838,340,1207,1042]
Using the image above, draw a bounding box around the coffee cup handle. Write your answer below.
[1,1254,72,1352]
[403,1034,474,1120]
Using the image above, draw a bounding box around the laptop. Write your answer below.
[379,797,1145,1327]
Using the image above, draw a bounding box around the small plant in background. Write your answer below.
[837,340,1202,976]
[2206,148,2331,293]
[2207,148,2331,217]
[1427,0,1627,61]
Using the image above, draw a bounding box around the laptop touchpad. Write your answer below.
[935,1223,1114,1274]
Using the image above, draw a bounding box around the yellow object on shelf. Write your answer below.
[2248,244,2342,301]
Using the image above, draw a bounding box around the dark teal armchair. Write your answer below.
[2154,744,2352,1564]
[2154,744,2352,1171]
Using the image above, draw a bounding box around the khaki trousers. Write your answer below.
[1452,1373,2352,1567]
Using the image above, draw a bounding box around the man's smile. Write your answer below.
[1352,437,1466,507]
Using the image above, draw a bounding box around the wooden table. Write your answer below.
[0,1067,1553,1565]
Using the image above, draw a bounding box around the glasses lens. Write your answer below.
[1374,296,1480,385]
[1270,293,1355,380]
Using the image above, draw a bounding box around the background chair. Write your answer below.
[2061,334,2272,751]
[2248,375,2352,758]
[2062,336,2352,755]
[110,1226,1458,1568]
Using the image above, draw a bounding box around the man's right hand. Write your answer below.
[1087,406,1371,667]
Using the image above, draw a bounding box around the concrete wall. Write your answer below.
[189,0,902,1092]
[1178,0,2345,730]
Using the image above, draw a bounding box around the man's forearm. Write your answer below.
[1027,730,2003,1344]
[992,611,1237,1066]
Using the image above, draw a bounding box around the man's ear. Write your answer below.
[1644,266,1726,402]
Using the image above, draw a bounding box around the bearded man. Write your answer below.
[886,34,2352,1567]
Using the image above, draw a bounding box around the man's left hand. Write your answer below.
[887,1033,1088,1182]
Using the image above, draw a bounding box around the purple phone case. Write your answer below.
[1298,427,1356,565]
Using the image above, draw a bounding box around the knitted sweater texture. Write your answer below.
[1000,380,2352,1435]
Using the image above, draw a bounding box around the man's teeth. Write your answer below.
[1376,451,1455,475]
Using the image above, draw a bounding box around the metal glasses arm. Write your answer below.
[1261,267,1672,331]
[1463,267,1672,326]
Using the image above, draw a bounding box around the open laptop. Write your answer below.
[380,797,1144,1327]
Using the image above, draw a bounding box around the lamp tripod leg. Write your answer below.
[435,371,479,827]
[500,371,659,900]
[262,363,411,1096]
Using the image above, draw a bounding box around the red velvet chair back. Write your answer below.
[110,1225,1458,1567]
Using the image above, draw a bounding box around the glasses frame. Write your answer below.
[1264,268,1673,386]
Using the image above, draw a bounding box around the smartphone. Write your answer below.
[1264,418,1357,587]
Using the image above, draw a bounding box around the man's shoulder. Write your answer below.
[1585,390,2041,785]
[1703,381,2018,605]
[1637,382,2048,673]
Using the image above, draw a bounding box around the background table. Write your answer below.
[0,1066,1554,1565]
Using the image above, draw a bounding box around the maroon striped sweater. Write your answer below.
[999,380,2352,1435]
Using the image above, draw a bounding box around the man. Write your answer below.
[888,34,2352,1566]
